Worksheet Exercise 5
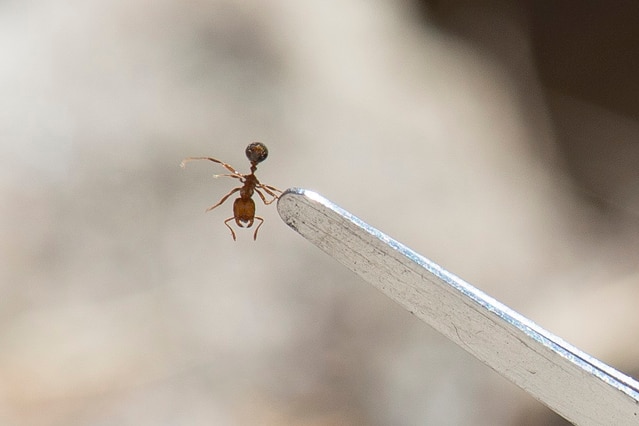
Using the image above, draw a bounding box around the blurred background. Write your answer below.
[2,0,639,424]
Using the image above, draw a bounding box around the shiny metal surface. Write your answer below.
[277,188,639,425]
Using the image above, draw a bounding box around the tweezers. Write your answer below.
[277,188,639,426]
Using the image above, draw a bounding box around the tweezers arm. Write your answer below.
[277,188,639,426]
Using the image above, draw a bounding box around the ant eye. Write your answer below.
[245,142,268,163]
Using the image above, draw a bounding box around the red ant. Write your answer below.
[181,142,282,241]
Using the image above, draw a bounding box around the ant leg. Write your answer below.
[258,185,282,200]
[213,173,243,180]
[224,217,237,241]
[261,184,283,194]
[206,187,240,212]
[255,188,278,205]
[181,157,242,176]
[252,216,265,240]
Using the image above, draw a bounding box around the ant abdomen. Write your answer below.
[245,142,268,164]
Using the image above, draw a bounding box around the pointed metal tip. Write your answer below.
[275,187,639,425]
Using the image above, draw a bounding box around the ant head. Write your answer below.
[245,142,268,164]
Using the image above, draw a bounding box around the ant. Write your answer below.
[181,142,282,241]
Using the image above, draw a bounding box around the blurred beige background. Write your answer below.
[2,0,639,425]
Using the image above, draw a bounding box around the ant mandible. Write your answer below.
[181,142,282,241]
